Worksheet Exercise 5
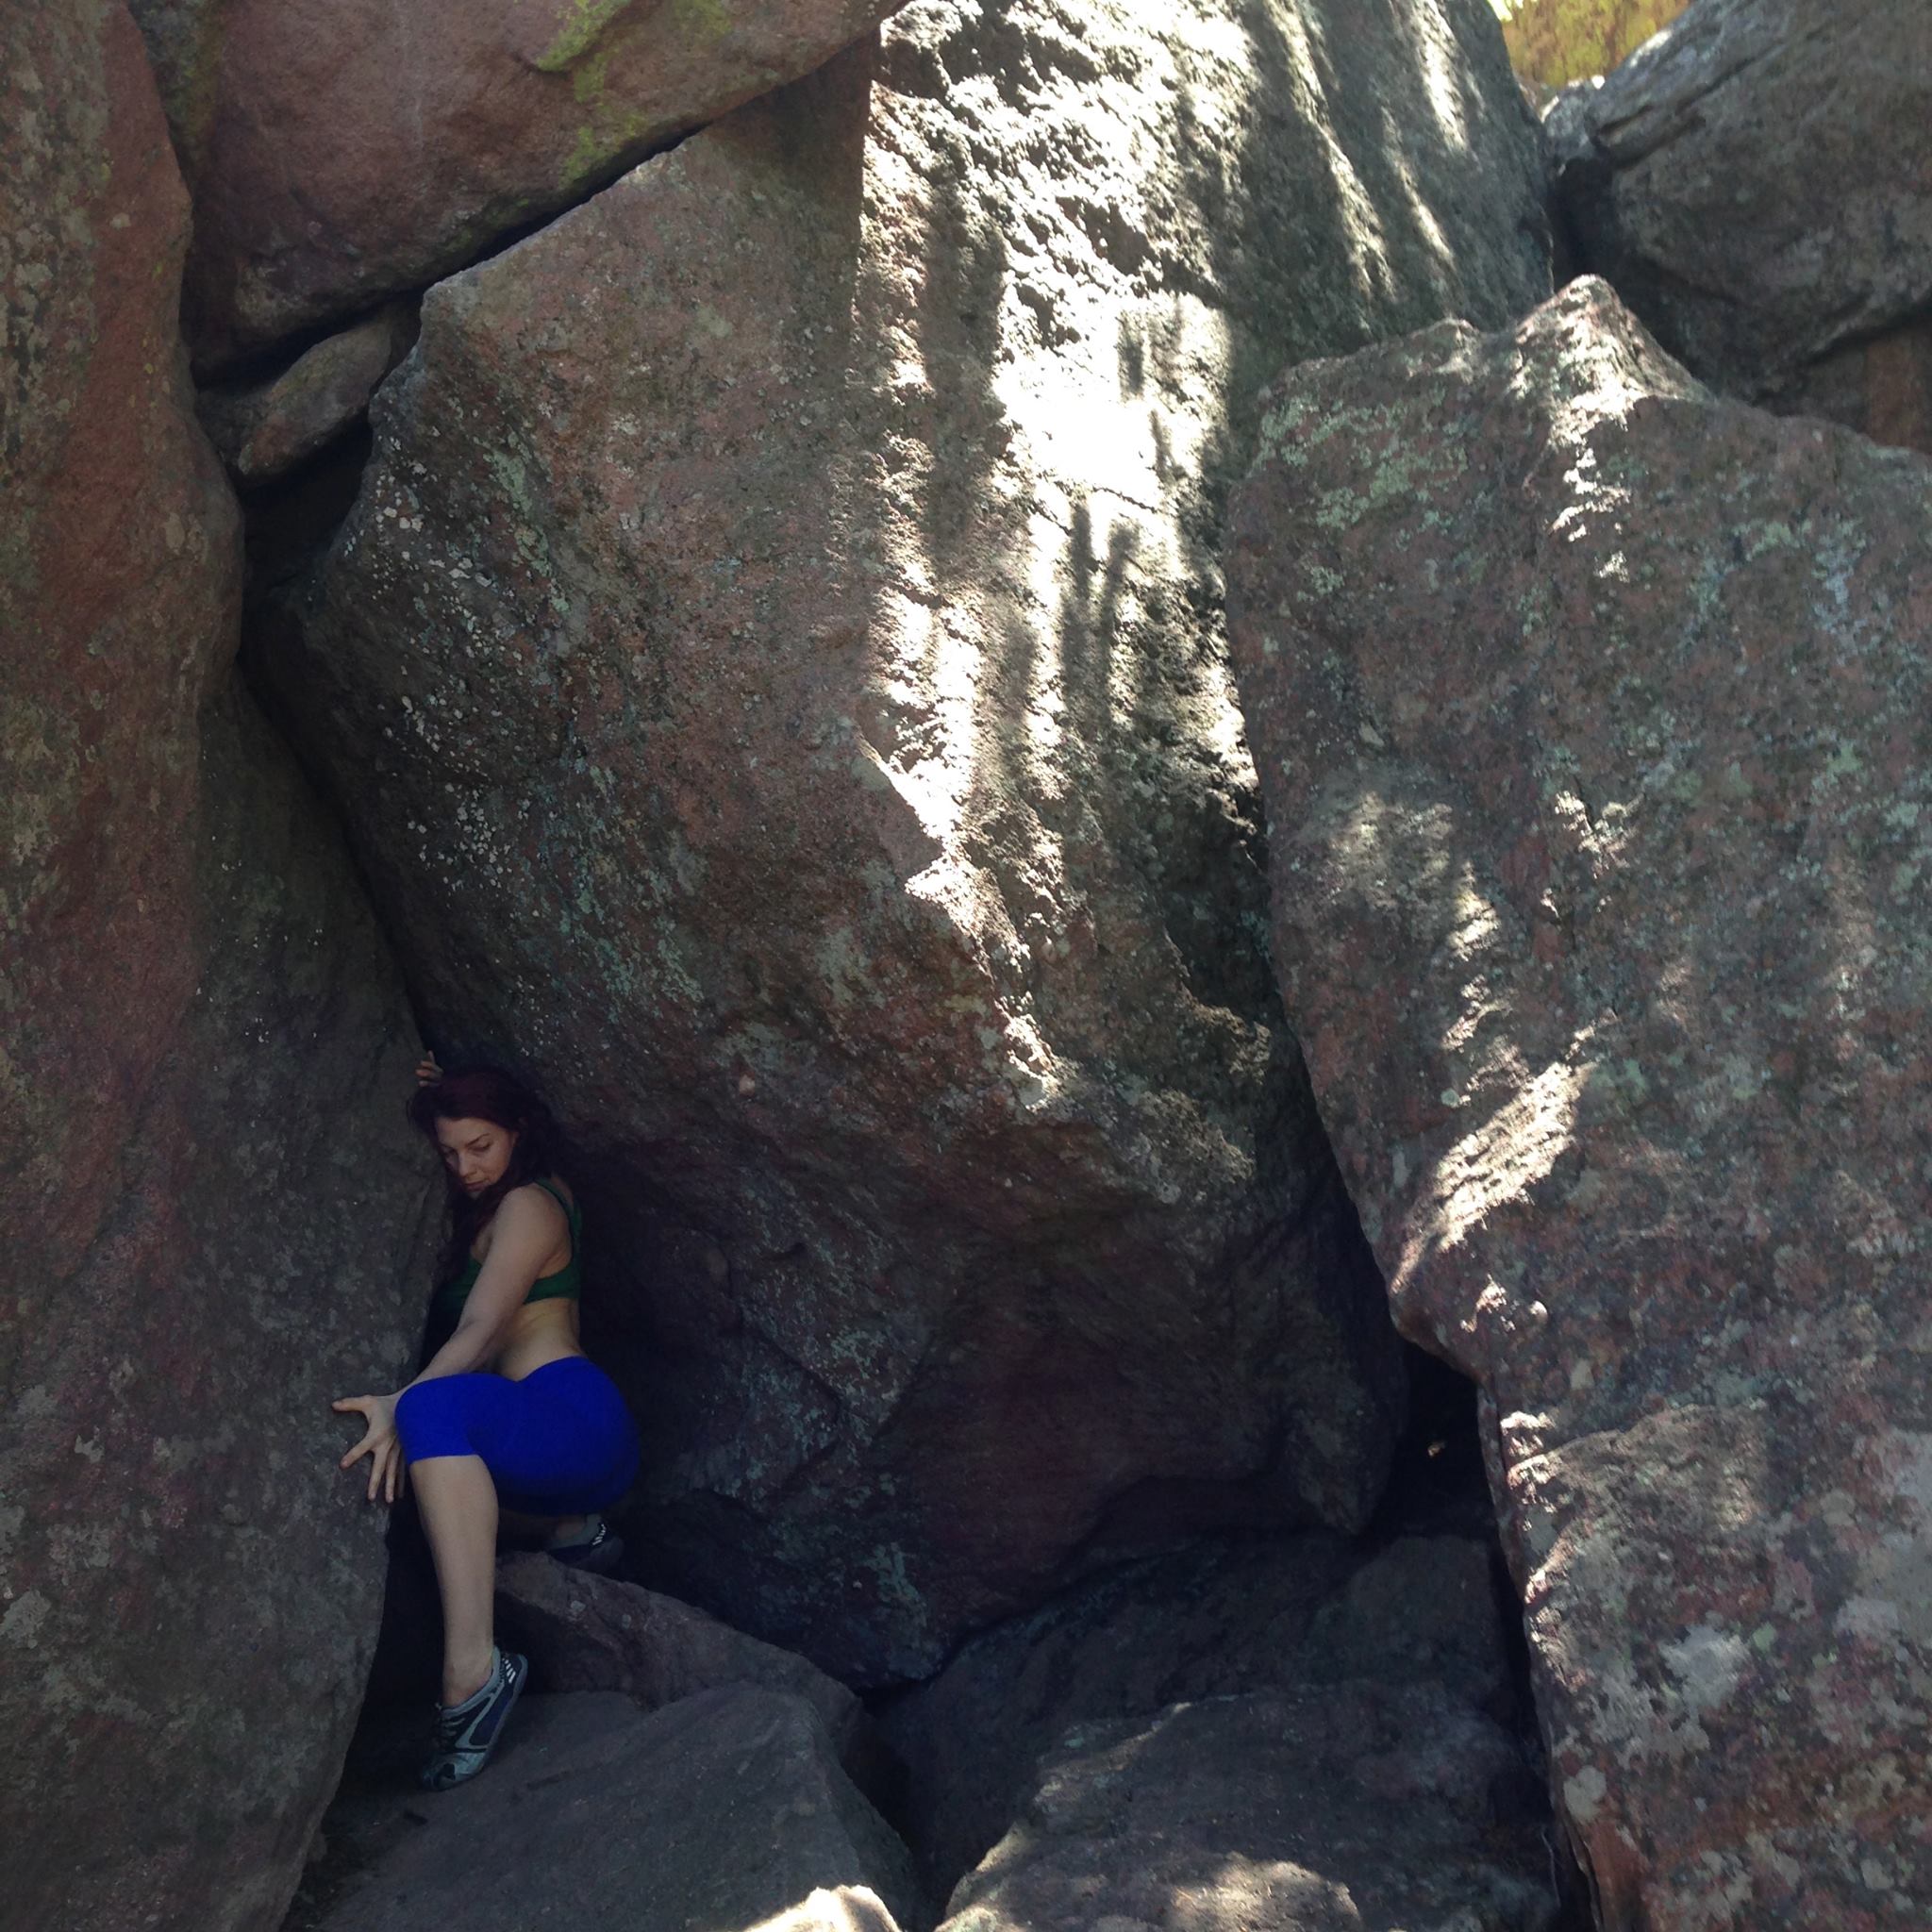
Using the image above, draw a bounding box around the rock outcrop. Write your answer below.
[198,305,417,485]
[1547,0,1932,450]
[1227,278,1932,1925]
[305,1690,923,1932]
[263,0,1553,1680]
[494,1553,865,1757]
[125,0,908,367]
[883,1532,1521,1894]
[0,8,431,1927]
[939,1683,1558,1932]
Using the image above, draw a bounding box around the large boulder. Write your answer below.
[1547,0,1932,446]
[0,7,430,1927]
[939,1684,1559,1932]
[125,0,907,367]
[306,1690,923,1932]
[882,1533,1519,1893]
[1226,278,1932,1925]
[493,1553,866,1757]
[263,0,1554,1680]
[197,304,418,486]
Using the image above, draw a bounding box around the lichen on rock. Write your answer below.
[1228,275,1932,1925]
[262,0,1555,1680]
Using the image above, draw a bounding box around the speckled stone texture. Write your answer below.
[307,1690,922,1932]
[938,1684,1559,1932]
[493,1553,865,1757]
[124,0,906,367]
[198,304,417,484]
[0,7,430,1926]
[1546,0,1932,441]
[1226,277,1932,1925]
[262,0,1552,1682]
[881,1533,1524,1897]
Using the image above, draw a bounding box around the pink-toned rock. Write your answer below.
[1547,0,1932,435]
[938,1685,1558,1932]
[0,7,430,1926]
[262,0,1554,1681]
[1227,278,1932,1925]
[1771,316,1932,461]
[883,1533,1521,1895]
[198,304,417,483]
[493,1553,863,1754]
[125,0,907,366]
[305,1690,921,1932]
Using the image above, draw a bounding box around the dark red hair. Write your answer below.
[408,1064,565,1286]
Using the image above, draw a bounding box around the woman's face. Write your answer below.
[435,1115,519,1195]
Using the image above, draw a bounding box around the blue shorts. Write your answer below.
[395,1357,640,1516]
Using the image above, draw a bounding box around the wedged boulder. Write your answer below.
[308,1690,923,1932]
[124,0,906,367]
[263,0,1553,1681]
[1547,0,1932,441]
[939,1685,1558,1932]
[883,1533,1519,1892]
[0,7,430,1927]
[1226,278,1932,1925]
[494,1552,864,1757]
[198,304,417,485]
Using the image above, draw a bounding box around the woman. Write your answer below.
[335,1058,640,1790]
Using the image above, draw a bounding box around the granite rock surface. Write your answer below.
[306,1690,923,1932]
[198,304,418,485]
[0,9,432,1926]
[1227,277,1932,1926]
[1547,0,1932,441]
[494,1552,865,1757]
[938,1684,1558,1932]
[265,0,1552,1681]
[882,1532,1519,1894]
[125,0,907,366]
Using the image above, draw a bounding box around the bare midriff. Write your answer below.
[468,1176,586,1381]
[493,1298,584,1381]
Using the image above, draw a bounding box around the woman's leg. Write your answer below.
[395,1375,528,1705]
[410,1454,499,1705]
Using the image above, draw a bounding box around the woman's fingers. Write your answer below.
[334,1394,403,1499]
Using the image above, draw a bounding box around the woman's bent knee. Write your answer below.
[396,1378,480,1463]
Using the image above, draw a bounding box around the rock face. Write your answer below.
[1227,278,1932,1926]
[883,1532,1520,1893]
[494,1553,864,1756]
[308,1690,923,1932]
[940,1684,1558,1932]
[0,8,431,1927]
[1547,0,1932,444]
[198,304,417,485]
[125,0,908,367]
[264,0,1553,1680]
[1772,315,1932,462]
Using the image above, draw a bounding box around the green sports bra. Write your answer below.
[429,1179,581,1327]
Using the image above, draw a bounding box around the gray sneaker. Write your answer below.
[421,1647,528,1790]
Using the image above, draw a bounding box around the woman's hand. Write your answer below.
[333,1392,407,1504]
[415,1051,443,1087]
